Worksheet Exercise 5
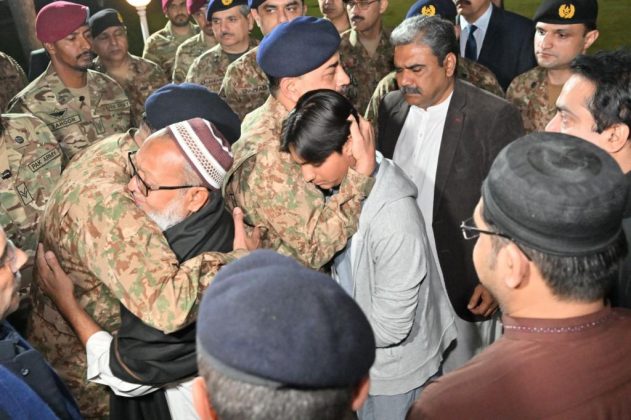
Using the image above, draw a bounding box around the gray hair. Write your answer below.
[390,15,458,66]
[197,345,356,420]
[239,4,251,17]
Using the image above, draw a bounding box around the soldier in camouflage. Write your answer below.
[0,114,61,296]
[28,84,245,417]
[366,58,503,124]
[0,52,27,113]
[172,0,217,83]
[186,0,257,92]
[224,17,376,269]
[90,9,168,128]
[338,0,393,115]
[8,2,130,163]
[219,0,306,120]
[318,0,350,33]
[143,0,200,81]
[506,0,599,132]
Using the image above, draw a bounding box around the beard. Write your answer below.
[146,194,188,231]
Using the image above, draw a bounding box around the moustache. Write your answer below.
[401,86,421,95]
[220,32,234,38]
[351,15,364,21]
[76,51,95,60]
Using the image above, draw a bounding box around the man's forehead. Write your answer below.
[394,43,435,65]
[562,74,595,108]
[62,25,90,38]
[260,0,300,8]
[535,21,585,33]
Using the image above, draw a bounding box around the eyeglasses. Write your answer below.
[128,151,200,197]
[460,217,532,261]
[344,0,379,9]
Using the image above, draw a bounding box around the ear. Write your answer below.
[605,123,630,154]
[342,136,353,157]
[502,243,530,290]
[43,41,56,56]
[247,13,255,32]
[582,29,599,52]
[250,9,262,28]
[351,376,371,412]
[443,52,457,78]
[185,187,210,213]
[279,77,301,104]
[192,377,216,420]
[302,2,308,15]
[378,0,388,14]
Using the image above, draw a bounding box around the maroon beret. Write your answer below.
[187,0,208,14]
[36,1,89,43]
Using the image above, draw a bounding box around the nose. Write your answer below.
[396,69,411,87]
[336,65,351,91]
[79,33,91,50]
[221,19,229,33]
[301,166,315,183]
[545,113,561,132]
[278,8,289,23]
[127,175,139,195]
[540,32,553,49]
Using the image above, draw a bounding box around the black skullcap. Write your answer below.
[207,0,248,19]
[534,0,598,25]
[88,8,124,38]
[197,250,376,388]
[257,16,340,78]
[482,132,627,256]
[144,83,241,143]
[406,0,457,21]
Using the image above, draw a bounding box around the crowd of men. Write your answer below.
[0,0,630,418]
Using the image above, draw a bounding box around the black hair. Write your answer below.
[571,49,631,137]
[280,89,358,165]
[390,15,458,67]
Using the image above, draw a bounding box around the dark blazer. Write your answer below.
[378,80,524,322]
[476,5,536,91]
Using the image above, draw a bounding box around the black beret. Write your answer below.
[197,250,376,388]
[257,16,340,78]
[88,8,124,38]
[144,83,241,144]
[406,0,457,21]
[482,132,626,256]
[534,0,598,25]
[247,0,265,10]
[207,0,248,19]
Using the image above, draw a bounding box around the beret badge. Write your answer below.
[222,0,233,5]
[421,5,436,16]
[558,3,576,19]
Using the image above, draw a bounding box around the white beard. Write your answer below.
[146,195,188,231]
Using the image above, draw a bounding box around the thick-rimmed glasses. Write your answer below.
[344,0,379,9]
[128,151,199,197]
[460,217,532,261]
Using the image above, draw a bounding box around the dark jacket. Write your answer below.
[377,79,524,322]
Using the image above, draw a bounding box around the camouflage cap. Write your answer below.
[197,250,376,388]
[88,8,124,38]
[206,0,248,19]
[405,0,457,21]
[36,1,89,43]
[257,17,340,78]
[533,0,598,25]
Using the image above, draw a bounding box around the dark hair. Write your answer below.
[280,89,358,164]
[390,15,458,66]
[197,347,356,420]
[483,209,627,302]
[571,49,631,137]
[267,74,281,96]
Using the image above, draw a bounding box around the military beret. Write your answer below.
[167,118,233,190]
[533,0,598,25]
[257,17,340,78]
[36,1,89,43]
[187,0,208,14]
[88,8,124,38]
[207,0,247,19]
[406,0,457,21]
[144,83,241,144]
[482,132,627,256]
[247,0,266,10]
[197,250,376,388]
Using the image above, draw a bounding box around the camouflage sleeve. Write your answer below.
[73,178,246,333]
[142,38,161,69]
[172,46,187,84]
[6,95,29,115]
[365,71,397,132]
[506,79,534,133]
[234,150,374,269]
[184,57,201,84]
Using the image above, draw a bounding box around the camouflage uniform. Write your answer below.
[186,37,259,93]
[365,57,504,124]
[0,114,62,281]
[506,66,557,133]
[172,32,217,84]
[8,64,130,162]
[218,46,269,120]
[142,21,200,81]
[27,131,242,417]
[94,54,168,128]
[0,51,27,113]
[223,95,374,269]
[339,29,394,115]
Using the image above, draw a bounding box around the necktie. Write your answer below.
[465,24,478,60]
